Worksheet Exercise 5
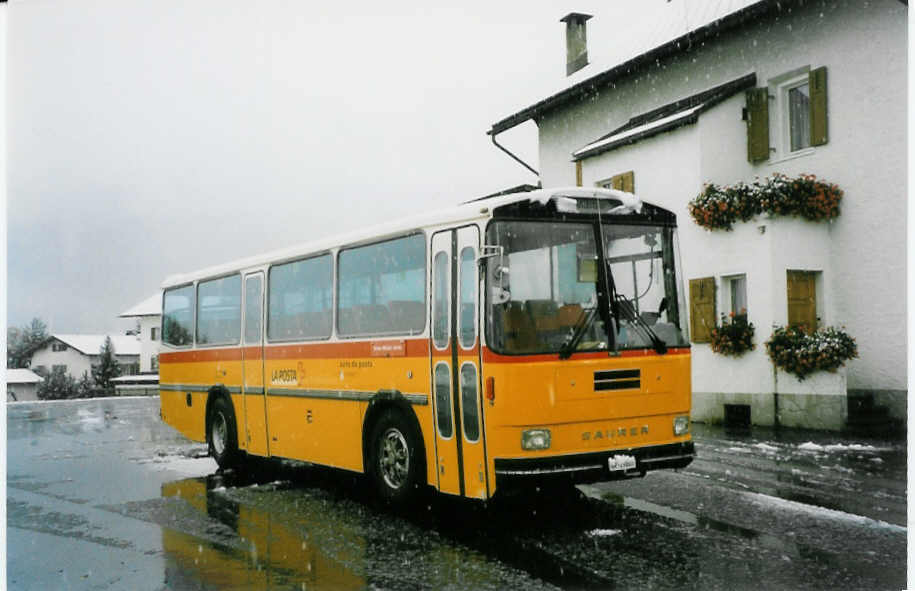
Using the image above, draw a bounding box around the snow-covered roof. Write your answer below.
[111,374,159,383]
[572,73,756,161]
[574,104,705,160]
[52,334,142,356]
[489,0,777,135]
[120,292,162,318]
[6,369,44,384]
[162,187,657,288]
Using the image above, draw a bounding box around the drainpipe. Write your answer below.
[488,131,539,178]
[773,362,781,431]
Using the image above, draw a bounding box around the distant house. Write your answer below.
[119,292,162,374]
[6,369,44,401]
[488,0,906,430]
[29,334,141,381]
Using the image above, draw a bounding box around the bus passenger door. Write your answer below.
[455,226,487,499]
[430,227,488,499]
[243,272,269,457]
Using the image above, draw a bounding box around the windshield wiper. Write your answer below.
[558,306,597,359]
[616,296,667,355]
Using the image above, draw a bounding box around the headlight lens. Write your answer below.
[521,429,551,450]
[673,416,690,436]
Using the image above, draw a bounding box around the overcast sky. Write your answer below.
[6,0,757,334]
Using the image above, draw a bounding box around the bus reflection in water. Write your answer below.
[158,188,695,505]
[161,478,365,590]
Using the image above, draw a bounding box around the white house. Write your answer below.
[6,368,44,401]
[488,0,906,430]
[119,292,162,374]
[30,334,142,381]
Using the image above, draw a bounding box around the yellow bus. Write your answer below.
[159,187,694,503]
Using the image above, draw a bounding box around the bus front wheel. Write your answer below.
[207,396,240,470]
[369,409,423,505]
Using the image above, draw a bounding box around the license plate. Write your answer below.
[608,454,637,472]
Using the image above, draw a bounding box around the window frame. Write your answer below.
[457,246,478,350]
[244,272,266,346]
[459,361,480,443]
[162,282,196,349]
[722,273,748,319]
[769,67,815,161]
[266,253,334,344]
[195,272,243,348]
[433,361,454,440]
[335,232,428,339]
[432,249,451,350]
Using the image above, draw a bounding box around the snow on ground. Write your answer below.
[798,441,892,453]
[753,443,779,452]
[135,454,216,476]
[587,529,622,537]
[743,491,905,533]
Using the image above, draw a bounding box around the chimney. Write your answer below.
[560,12,592,76]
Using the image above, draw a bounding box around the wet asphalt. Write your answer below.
[6,397,907,590]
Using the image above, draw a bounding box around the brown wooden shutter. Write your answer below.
[575,161,583,187]
[610,174,624,191]
[787,271,817,331]
[809,67,828,146]
[689,277,716,343]
[746,87,770,163]
[607,171,634,192]
[621,170,635,193]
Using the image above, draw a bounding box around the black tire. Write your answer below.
[207,395,241,470]
[368,409,425,505]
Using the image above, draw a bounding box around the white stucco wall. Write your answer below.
[30,344,140,380]
[30,345,93,379]
[535,0,906,410]
[138,315,161,373]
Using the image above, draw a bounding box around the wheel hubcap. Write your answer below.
[379,428,409,490]
[212,411,227,455]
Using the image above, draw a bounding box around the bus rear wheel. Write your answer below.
[369,409,423,505]
[208,396,240,470]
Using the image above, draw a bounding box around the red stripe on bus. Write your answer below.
[159,348,244,363]
[480,346,690,363]
[161,339,431,363]
[263,339,431,360]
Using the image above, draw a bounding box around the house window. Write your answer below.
[746,66,827,163]
[150,327,159,341]
[52,364,67,374]
[52,342,67,352]
[151,355,159,372]
[787,81,811,152]
[724,274,747,318]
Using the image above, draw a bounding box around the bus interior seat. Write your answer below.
[503,301,536,350]
[388,300,424,332]
[558,303,584,330]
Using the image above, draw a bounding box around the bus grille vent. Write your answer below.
[594,369,641,391]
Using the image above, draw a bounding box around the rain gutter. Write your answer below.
[488,130,539,177]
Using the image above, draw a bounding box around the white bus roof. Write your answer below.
[161,187,655,289]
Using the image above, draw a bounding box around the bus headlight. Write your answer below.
[673,416,690,436]
[521,429,551,450]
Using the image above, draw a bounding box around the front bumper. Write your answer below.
[494,441,695,487]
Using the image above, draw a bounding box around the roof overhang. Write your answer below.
[572,73,756,161]
[488,0,795,136]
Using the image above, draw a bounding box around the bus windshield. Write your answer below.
[485,219,688,355]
